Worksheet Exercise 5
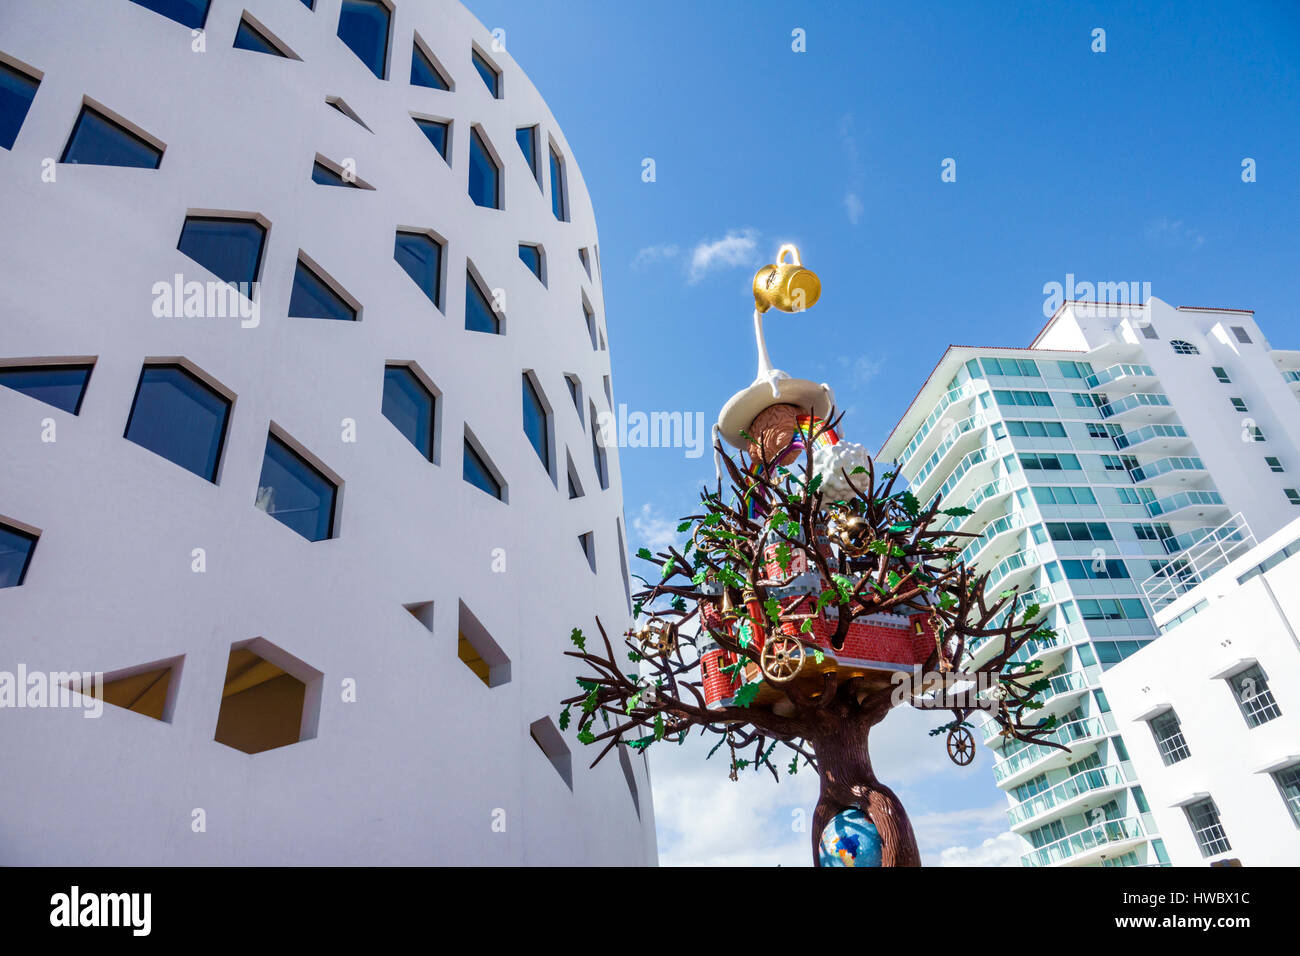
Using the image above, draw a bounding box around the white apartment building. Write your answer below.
[0,0,655,864]
[1100,517,1300,866]
[879,296,1300,866]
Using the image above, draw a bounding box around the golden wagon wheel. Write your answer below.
[946,726,976,766]
[760,636,806,684]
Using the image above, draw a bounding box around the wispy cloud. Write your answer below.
[936,829,1024,866]
[632,243,679,268]
[1146,217,1204,249]
[837,354,885,387]
[840,113,865,226]
[687,229,759,283]
[630,502,678,554]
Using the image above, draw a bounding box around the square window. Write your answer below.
[256,433,337,541]
[124,364,231,482]
[0,522,38,588]
[382,364,436,461]
[1231,325,1252,344]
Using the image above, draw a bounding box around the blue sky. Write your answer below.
[469,0,1300,864]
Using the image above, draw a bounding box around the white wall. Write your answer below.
[0,0,655,865]
[1101,524,1300,865]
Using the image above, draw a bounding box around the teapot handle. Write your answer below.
[776,243,800,266]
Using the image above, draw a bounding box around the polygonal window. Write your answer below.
[0,58,40,150]
[233,14,298,58]
[472,48,500,98]
[383,363,437,462]
[89,656,184,723]
[255,432,338,541]
[0,363,93,414]
[0,520,38,588]
[468,127,500,209]
[413,116,450,161]
[214,639,322,754]
[124,364,231,482]
[465,268,500,334]
[458,600,510,687]
[411,35,450,90]
[463,430,504,501]
[60,103,162,168]
[530,716,572,789]
[177,215,266,289]
[337,0,391,79]
[289,255,358,321]
[129,0,211,30]
[394,229,443,307]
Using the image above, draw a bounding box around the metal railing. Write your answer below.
[1145,489,1224,518]
[897,382,979,470]
[1129,456,1205,483]
[1113,423,1187,450]
[992,715,1114,783]
[1140,512,1256,608]
[1086,364,1155,389]
[1022,816,1146,867]
[1006,765,1127,827]
[912,414,990,489]
[1098,392,1171,419]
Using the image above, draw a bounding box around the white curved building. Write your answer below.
[0,0,655,865]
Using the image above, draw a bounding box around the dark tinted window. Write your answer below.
[0,523,38,588]
[0,364,93,414]
[516,126,538,180]
[233,18,285,56]
[124,365,231,482]
[413,117,449,159]
[289,258,356,321]
[468,128,499,208]
[383,365,435,460]
[394,231,442,307]
[128,0,210,29]
[60,105,161,168]
[464,438,502,499]
[518,244,542,280]
[312,160,358,187]
[523,375,549,470]
[472,49,499,97]
[411,42,448,89]
[465,272,499,334]
[549,146,567,221]
[578,247,590,276]
[177,216,266,288]
[591,415,608,489]
[256,434,336,541]
[337,0,390,79]
[0,61,40,151]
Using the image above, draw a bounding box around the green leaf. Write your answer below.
[813,650,825,664]
[559,706,571,731]
[582,686,599,713]
[625,693,641,714]
[628,650,643,663]
[900,491,920,517]
[775,542,793,572]
[577,729,596,745]
[570,627,586,651]
[815,589,836,612]
[733,682,762,707]
[799,618,814,634]
[938,592,957,611]
[850,466,867,475]
[787,757,799,775]
[635,548,653,560]
[941,506,973,517]
[763,598,782,625]
[654,713,665,741]
[831,574,854,603]
[676,520,693,533]
[671,596,687,612]
[660,559,677,581]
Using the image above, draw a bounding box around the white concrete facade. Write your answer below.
[879,297,1300,866]
[0,0,656,864]
[1100,518,1300,866]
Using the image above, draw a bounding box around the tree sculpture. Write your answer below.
[560,245,1066,866]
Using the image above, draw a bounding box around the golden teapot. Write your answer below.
[753,244,821,314]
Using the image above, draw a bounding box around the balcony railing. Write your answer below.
[1006,764,1128,827]
[933,446,993,505]
[1283,370,1300,384]
[985,548,1039,594]
[1141,512,1256,608]
[1086,363,1155,389]
[1098,392,1171,419]
[992,715,1113,783]
[912,414,989,490]
[1145,489,1223,518]
[987,586,1054,632]
[962,511,1025,566]
[1008,633,1060,666]
[940,478,1015,532]
[1112,423,1187,450]
[1022,816,1146,867]
[898,382,979,471]
[1129,456,1205,484]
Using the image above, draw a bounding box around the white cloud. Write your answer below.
[838,353,884,386]
[1146,218,1204,249]
[844,191,864,226]
[630,502,678,555]
[687,229,759,283]
[937,829,1024,867]
[632,243,679,268]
